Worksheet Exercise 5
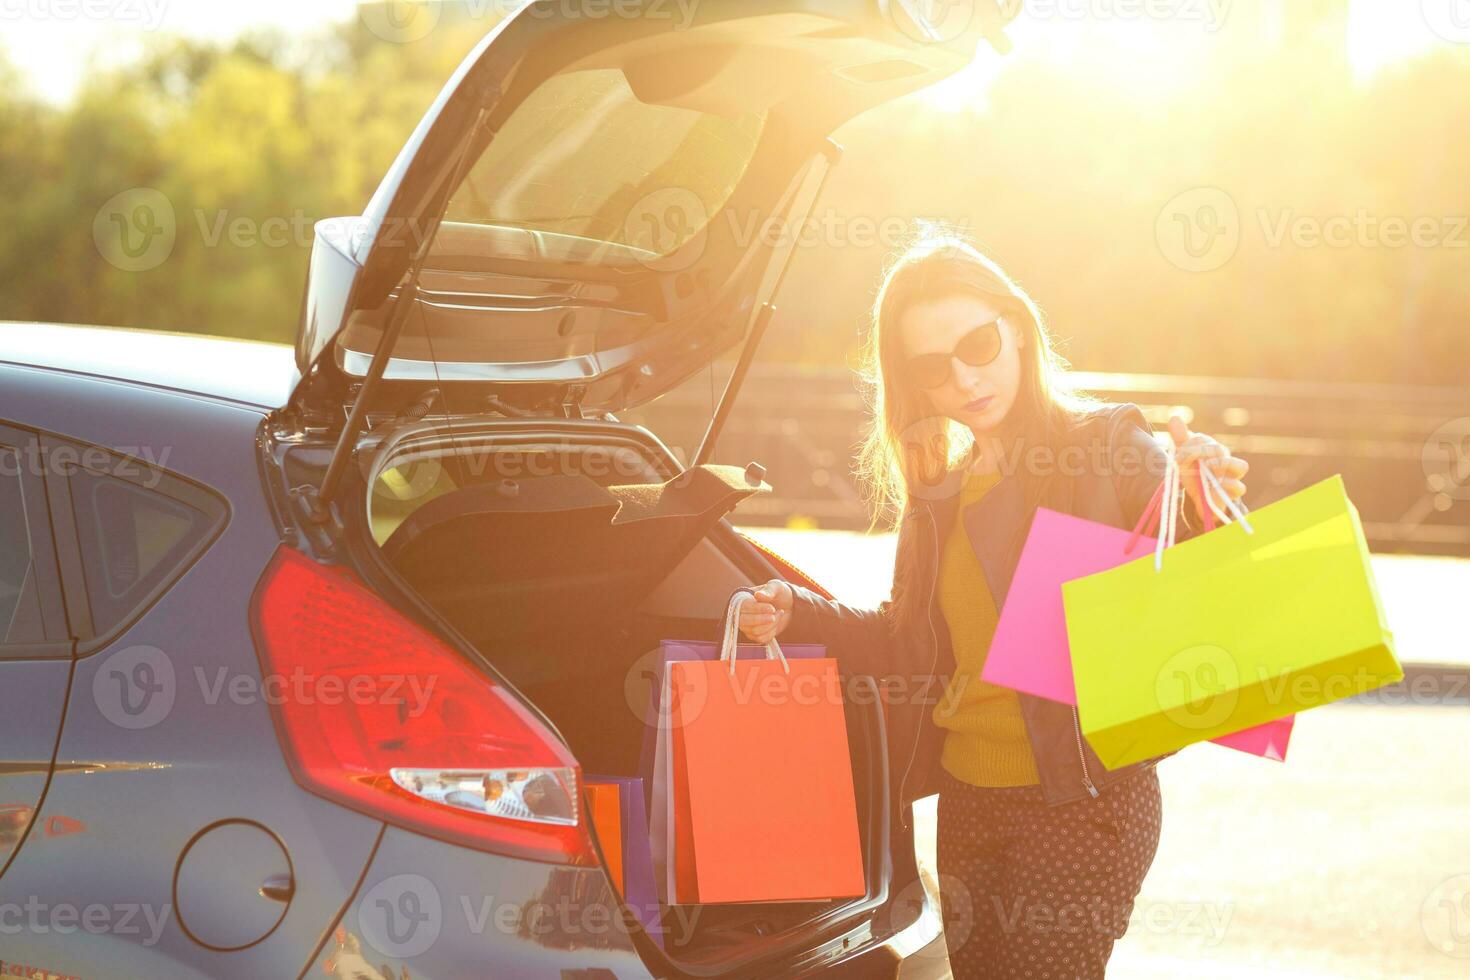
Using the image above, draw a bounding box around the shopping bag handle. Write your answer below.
[719,590,791,676]
[1126,442,1253,572]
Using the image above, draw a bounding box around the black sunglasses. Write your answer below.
[905,318,1004,390]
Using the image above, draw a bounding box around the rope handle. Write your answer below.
[719,590,791,676]
[1124,442,1254,571]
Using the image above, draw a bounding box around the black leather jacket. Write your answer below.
[786,402,1224,828]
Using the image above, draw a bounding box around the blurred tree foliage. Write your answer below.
[0,15,1466,386]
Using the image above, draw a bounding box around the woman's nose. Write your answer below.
[951,356,985,393]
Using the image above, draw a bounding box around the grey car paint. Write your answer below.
[0,361,383,978]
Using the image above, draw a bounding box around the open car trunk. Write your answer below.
[343,418,899,971]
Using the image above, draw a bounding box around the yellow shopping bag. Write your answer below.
[1063,469,1400,770]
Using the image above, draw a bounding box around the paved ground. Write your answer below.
[742,528,1470,978]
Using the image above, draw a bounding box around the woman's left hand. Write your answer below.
[1168,414,1249,520]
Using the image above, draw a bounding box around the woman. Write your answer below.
[737,233,1249,979]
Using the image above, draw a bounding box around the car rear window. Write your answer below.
[442,67,765,261]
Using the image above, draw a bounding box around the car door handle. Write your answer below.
[259,873,294,903]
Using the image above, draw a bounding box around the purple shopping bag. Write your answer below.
[585,775,664,947]
[983,507,1294,762]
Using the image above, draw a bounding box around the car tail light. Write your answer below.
[250,547,594,865]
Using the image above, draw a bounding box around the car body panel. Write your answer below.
[1,322,298,410]
[0,365,381,978]
[307,825,651,980]
[0,661,71,878]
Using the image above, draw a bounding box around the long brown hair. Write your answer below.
[854,229,1103,527]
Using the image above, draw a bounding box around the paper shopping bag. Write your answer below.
[638,639,825,809]
[1064,474,1399,769]
[584,782,624,893]
[585,775,663,947]
[985,507,1295,761]
[658,656,865,904]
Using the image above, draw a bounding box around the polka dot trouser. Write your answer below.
[935,766,1163,980]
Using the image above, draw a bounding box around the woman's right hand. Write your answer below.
[738,580,795,644]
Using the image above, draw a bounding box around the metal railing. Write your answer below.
[622,365,1470,557]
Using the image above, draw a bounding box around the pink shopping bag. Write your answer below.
[983,503,1293,762]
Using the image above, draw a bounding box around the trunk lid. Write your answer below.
[290,0,1007,420]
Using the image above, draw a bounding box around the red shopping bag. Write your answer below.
[655,593,865,904]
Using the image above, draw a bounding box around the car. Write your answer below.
[0,2,1019,976]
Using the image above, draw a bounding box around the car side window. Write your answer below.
[30,437,226,652]
[0,449,45,644]
[0,425,68,654]
[47,440,228,651]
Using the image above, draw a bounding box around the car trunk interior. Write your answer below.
[353,420,890,967]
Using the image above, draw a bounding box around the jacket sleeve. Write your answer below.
[785,584,898,681]
[1107,401,1240,543]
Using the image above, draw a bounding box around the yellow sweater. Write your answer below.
[932,471,1042,787]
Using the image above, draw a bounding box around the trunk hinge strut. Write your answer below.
[693,139,840,468]
[306,106,492,521]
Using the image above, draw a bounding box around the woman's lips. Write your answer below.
[964,396,995,412]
